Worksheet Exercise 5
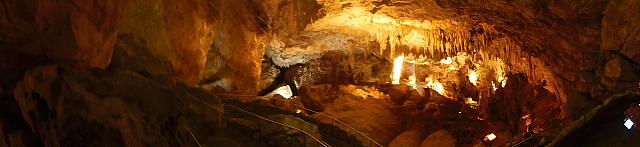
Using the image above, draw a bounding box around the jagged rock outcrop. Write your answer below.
[389,85,411,105]
[1,0,640,146]
[12,65,223,146]
[599,0,640,93]
[299,84,335,112]
[602,0,640,64]
[0,0,127,69]
[0,0,284,93]
[117,0,215,85]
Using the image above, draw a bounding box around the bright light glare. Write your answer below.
[468,69,478,86]
[440,57,453,65]
[501,78,507,87]
[485,133,497,141]
[296,109,302,113]
[464,97,479,106]
[274,85,293,99]
[495,66,507,88]
[392,54,405,84]
[425,77,446,96]
[408,74,417,89]
[624,119,634,130]
[491,82,498,91]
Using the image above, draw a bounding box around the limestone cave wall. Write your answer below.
[0,0,639,146]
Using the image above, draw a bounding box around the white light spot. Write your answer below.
[491,81,498,91]
[391,54,405,84]
[294,80,300,89]
[468,69,478,86]
[296,109,302,113]
[273,85,293,99]
[458,111,462,114]
[425,77,446,96]
[624,119,634,130]
[440,57,453,65]
[485,133,496,141]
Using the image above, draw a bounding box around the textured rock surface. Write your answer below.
[0,0,279,91]
[388,129,425,147]
[1,0,640,146]
[111,34,174,83]
[312,87,404,145]
[206,0,268,96]
[0,0,127,69]
[299,84,335,112]
[277,50,391,88]
[262,114,324,147]
[602,0,640,65]
[11,65,223,146]
[117,0,216,85]
[389,85,411,105]
[420,129,456,147]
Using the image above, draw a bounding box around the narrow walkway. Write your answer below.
[224,103,331,147]
[216,93,384,147]
[188,92,384,147]
[184,92,330,147]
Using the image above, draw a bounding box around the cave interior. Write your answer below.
[1,0,640,147]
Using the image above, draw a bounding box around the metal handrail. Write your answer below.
[186,128,203,147]
[224,104,331,147]
[214,93,384,147]
[183,92,330,147]
[266,97,384,147]
[492,116,572,147]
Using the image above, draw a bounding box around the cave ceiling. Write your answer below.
[261,0,640,109]
[1,0,635,100]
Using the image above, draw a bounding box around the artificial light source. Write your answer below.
[464,97,479,106]
[624,118,634,130]
[408,75,418,89]
[392,54,405,84]
[425,77,446,96]
[441,57,453,65]
[484,133,497,141]
[468,69,478,86]
[296,109,303,114]
[491,81,498,91]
